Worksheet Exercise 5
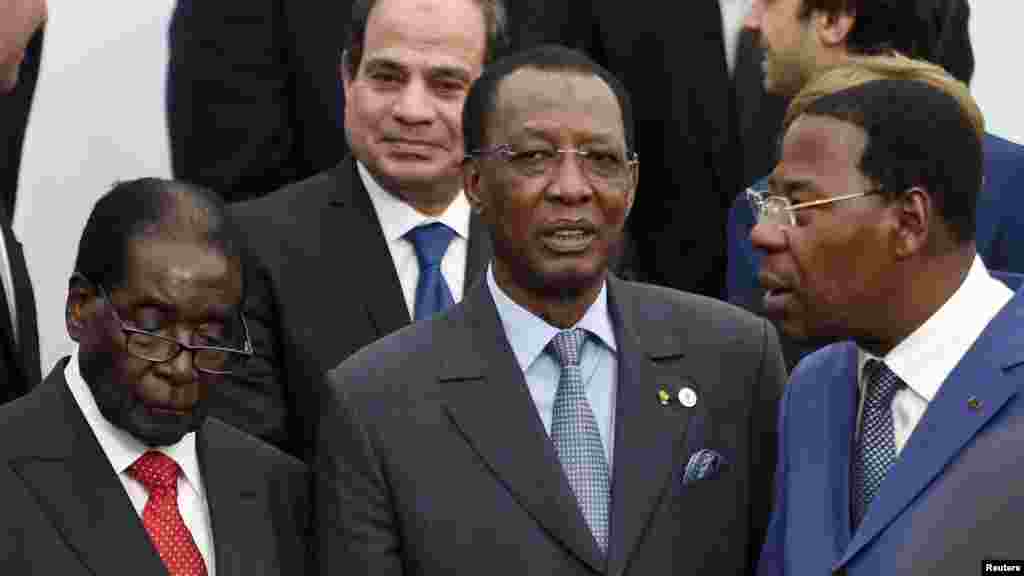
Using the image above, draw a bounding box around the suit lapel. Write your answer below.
[441,282,605,573]
[4,217,40,386]
[836,292,1024,569]
[464,212,492,289]
[824,344,857,561]
[198,421,267,576]
[10,364,168,575]
[329,159,410,338]
[603,278,695,576]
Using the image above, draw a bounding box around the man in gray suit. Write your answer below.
[0,179,308,574]
[315,45,786,576]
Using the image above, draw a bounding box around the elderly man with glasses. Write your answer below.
[0,178,309,574]
[314,44,786,576]
[753,70,1024,574]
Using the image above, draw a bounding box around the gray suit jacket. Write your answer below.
[316,277,785,575]
[0,359,309,574]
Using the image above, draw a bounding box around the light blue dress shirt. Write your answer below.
[486,266,619,467]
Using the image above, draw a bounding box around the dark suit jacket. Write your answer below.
[0,359,309,574]
[0,203,39,403]
[167,0,346,202]
[584,0,741,296]
[225,156,492,458]
[316,276,785,575]
[0,28,43,217]
[759,285,1024,576]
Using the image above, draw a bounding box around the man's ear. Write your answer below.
[814,8,856,48]
[66,276,97,343]
[891,187,931,259]
[462,160,487,215]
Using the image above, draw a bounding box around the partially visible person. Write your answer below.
[728,0,1024,367]
[753,76,1024,575]
[0,178,309,574]
[225,0,502,457]
[0,0,45,92]
[315,44,785,576]
[0,0,44,403]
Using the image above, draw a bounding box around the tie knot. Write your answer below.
[407,222,456,268]
[128,451,180,492]
[863,359,903,403]
[549,328,586,368]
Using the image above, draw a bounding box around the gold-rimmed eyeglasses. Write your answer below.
[746,188,881,227]
[83,275,254,375]
[467,144,638,190]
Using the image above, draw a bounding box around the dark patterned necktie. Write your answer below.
[406,222,456,321]
[128,451,208,576]
[549,328,610,552]
[852,359,903,528]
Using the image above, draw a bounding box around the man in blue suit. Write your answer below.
[752,70,1024,574]
[731,0,1024,368]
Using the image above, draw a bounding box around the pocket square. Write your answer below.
[681,449,728,486]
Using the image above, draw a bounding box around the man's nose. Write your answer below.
[393,79,435,125]
[749,220,788,253]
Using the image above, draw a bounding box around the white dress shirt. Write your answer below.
[64,348,216,574]
[359,161,470,319]
[0,229,17,342]
[487,266,619,467]
[719,0,753,76]
[857,255,1014,454]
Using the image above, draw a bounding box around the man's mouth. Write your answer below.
[542,223,597,253]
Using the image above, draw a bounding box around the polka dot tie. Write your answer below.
[549,328,610,553]
[128,451,208,576]
[852,359,904,528]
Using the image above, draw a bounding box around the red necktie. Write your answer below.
[128,451,209,576]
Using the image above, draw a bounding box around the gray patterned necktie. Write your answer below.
[548,328,610,553]
[852,359,903,527]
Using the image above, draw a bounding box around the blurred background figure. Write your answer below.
[0,0,46,403]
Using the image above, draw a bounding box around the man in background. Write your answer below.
[223,0,502,458]
[0,0,45,403]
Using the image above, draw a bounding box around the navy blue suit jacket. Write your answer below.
[758,284,1024,575]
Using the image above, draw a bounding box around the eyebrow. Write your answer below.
[363,58,474,84]
[514,126,623,147]
[767,176,818,199]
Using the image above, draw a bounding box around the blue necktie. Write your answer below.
[852,359,903,527]
[407,222,456,321]
[549,329,610,553]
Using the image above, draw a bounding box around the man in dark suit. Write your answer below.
[728,0,1024,369]
[583,0,740,295]
[1,0,45,402]
[0,178,308,574]
[224,0,502,458]
[753,76,1023,575]
[316,44,786,576]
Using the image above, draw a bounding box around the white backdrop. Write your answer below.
[12,0,1024,375]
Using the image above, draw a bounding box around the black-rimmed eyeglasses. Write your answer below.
[83,275,253,375]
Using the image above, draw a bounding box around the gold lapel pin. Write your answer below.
[967,396,983,412]
[658,389,671,406]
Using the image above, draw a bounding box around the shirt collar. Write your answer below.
[859,255,1014,402]
[486,264,617,372]
[358,160,471,242]
[64,347,205,497]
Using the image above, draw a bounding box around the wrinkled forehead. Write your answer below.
[489,68,626,145]
[774,114,867,183]
[122,236,242,311]
[362,0,487,74]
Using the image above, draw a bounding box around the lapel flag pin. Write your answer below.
[658,389,671,405]
[678,387,697,408]
[967,396,982,411]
